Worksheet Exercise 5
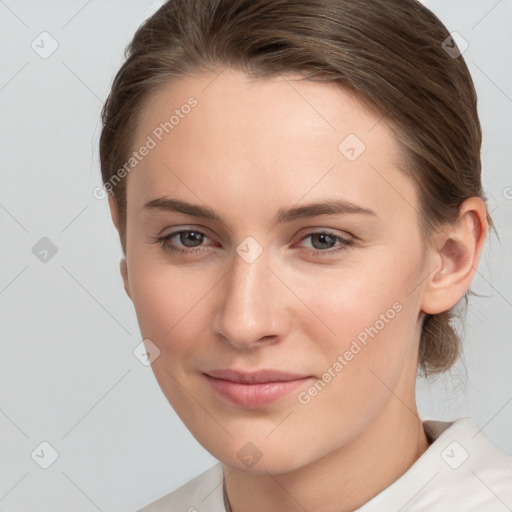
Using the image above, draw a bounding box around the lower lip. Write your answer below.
[205,375,311,409]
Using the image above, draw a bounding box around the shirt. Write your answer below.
[138,417,512,511]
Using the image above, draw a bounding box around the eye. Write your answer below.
[151,229,213,255]
[297,231,355,257]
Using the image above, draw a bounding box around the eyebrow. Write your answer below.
[143,196,378,224]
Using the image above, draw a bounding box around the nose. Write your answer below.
[212,248,292,350]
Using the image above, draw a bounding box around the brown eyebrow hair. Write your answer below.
[143,196,378,224]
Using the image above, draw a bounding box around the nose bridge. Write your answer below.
[213,247,288,348]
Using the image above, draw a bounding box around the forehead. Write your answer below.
[127,69,418,224]
[135,69,387,154]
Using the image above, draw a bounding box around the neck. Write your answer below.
[224,399,430,512]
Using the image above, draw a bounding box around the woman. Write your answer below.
[99,0,512,510]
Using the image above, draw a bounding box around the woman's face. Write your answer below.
[116,69,435,473]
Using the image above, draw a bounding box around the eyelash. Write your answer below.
[151,229,355,258]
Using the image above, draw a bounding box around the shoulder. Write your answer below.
[357,417,512,511]
[137,463,226,512]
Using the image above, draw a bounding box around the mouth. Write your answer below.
[204,369,313,409]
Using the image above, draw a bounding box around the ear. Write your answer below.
[119,258,132,300]
[107,193,132,300]
[421,197,488,315]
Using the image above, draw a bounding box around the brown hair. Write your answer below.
[99,0,492,376]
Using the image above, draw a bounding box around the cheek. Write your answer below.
[127,257,217,355]
[127,260,219,417]
[295,251,423,404]
[304,280,415,388]
[298,252,418,346]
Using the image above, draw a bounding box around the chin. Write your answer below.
[202,435,323,475]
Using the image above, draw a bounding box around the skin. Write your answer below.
[108,69,488,512]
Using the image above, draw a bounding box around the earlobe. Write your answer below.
[421,197,488,315]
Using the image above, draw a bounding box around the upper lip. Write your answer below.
[205,369,311,384]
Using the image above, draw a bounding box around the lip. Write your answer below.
[204,369,313,409]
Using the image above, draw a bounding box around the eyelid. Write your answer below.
[159,224,213,238]
[296,227,353,243]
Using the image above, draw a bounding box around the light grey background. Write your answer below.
[0,1,511,511]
